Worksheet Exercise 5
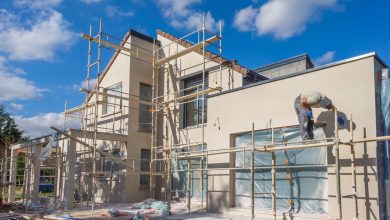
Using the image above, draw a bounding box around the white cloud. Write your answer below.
[233,0,340,39]
[9,103,24,111]
[314,51,335,66]
[0,55,45,101]
[14,0,62,9]
[0,71,45,101]
[0,10,76,61]
[81,0,103,4]
[233,6,258,32]
[14,112,80,138]
[81,78,98,90]
[156,0,221,32]
[0,57,45,101]
[106,6,134,17]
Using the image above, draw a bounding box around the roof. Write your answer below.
[209,52,388,98]
[87,29,159,102]
[129,29,160,45]
[156,30,268,80]
[10,133,52,148]
[254,53,314,73]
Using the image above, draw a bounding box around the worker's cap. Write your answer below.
[319,97,332,110]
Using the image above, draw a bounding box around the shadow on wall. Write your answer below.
[74,156,126,204]
[208,181,229,214]
[318,111,378,219]
[98,169,126,203]
[318,110,355,166]
[317,110,356,139]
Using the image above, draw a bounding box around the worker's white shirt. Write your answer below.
[300,92,327,108]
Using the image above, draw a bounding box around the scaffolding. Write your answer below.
[62,18,158,212]
[52,16,390,220]
[149,14,223,213]
[3,15,390,220]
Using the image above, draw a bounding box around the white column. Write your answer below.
[8,147,17,202]
[64,138,76,210]
[31,145,41,204]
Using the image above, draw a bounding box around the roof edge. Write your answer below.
[254,53,313,73]
[156,29,253,76]
[209,52,387,98]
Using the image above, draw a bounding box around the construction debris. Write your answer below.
[107,199,169,219]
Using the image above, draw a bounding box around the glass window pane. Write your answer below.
[104,83,122,114]
[139,83,152,132]
[140,149,150,186]
[183,73,208,128]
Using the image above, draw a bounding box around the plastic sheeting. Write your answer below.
[171,145,207,199]
[235,126,328,214]
[37,133,58,161]
[381,69,390,178]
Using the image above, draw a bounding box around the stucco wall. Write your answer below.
[206,55,382,219]
[72,32,156,204]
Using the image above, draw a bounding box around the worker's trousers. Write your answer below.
[294,96,314,140]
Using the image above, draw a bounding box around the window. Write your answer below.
[140,149,151,187]
[138,83,152,132]
[103,83,122,115]
[183,73,208,128]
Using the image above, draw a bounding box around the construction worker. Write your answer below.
[294,92,344,140]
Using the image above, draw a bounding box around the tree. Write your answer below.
[0,105,23,156]
[0,105,23,204]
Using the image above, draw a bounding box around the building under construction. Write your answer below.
[4,18,390,220]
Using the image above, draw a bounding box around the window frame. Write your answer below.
[102,82,123,116]
[140,148,151,188]
[138,82,153,133]
[182,73,208,128]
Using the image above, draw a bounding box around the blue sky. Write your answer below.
[0,0,389,137]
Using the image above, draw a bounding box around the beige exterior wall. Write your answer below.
[156,33,246,150]
[206,55,385,219]
[8,26,388,219]
[66,32,156,204]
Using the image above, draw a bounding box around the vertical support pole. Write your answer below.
[8,147,17,202]
[150,39,156,199]
[31,145,41,205]
[251,123,255,220]
[58,141,64,204]
[22,152,26,206]
[219,20,223,88]
[271,128,276,220]
[64,138,76,210]
[187,139,191,213]
[81,24,92,205]
[334,109,342,220]
[25,142,31,210]
[200,12,206,208]
[91,17,102,212]
[350,115,358,220]
[53,146,59,206]
[2,143,8,200]
[167,139,172,213]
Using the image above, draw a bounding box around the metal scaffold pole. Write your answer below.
[250,123,255,220]
[350,115,359,220]
[271,128,276,220]
[91,17,102,212]
[334,109,342,220]
[150,38,156,199]
[201,12,206,209]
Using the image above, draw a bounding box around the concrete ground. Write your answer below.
[41,200,329,220]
